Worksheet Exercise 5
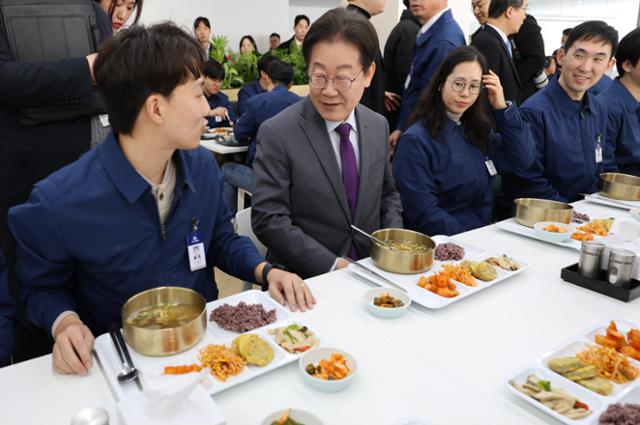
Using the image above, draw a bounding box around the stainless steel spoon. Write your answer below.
[108,325,141,388]
[350,224,397,251]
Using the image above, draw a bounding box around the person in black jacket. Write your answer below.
[512,14,547,101]
[277,15,309,53]
[471,0,528,105]
[0,2,112,362]
[383,0,419,129]
[346,0,386,115]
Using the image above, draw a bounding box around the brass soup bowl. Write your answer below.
[600,173,640,201]
[121,286,207,357]
[514,198,573,228]
[370,228,435,274]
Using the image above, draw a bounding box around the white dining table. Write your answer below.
[0,199,636,425]
[200,139,248,155]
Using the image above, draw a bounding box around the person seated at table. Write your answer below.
[598,28,640,177]
[393,47,534,236]
[502,21,619,204]
[237,54,277,116]
[0,249,14,366]
[8,22,315,376]
[203,60,236,128]
[251,8,403,279]
[221,59,301,214]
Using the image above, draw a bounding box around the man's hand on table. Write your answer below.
[260,265,316,313]
[52,315,95,376]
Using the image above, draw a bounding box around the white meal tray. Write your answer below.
[507,318,640,425]
[348,235,529,310]
[584,192,640,211]
[94,290,322,400]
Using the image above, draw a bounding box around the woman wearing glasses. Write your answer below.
[393,46,533,236]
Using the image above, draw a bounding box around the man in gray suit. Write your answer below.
[252,8,403,279]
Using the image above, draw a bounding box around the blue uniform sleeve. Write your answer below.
[512,107,567,202]
[0,250,15,361]
[203,154,264,282]
[237,87,251,117]
[392,132,466,236]
[233,99,260,142]
[600,104,619,173]
[7,189,78,335]
[396,41,459,131]
[490,104,535,173]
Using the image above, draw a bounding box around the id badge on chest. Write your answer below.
[215,115,222,122]
[186,219,206,272]
[485,158,498,176]
[595,132,603,164]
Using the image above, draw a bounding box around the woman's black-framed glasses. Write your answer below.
[309,70,363,92]
[447,78,482,95]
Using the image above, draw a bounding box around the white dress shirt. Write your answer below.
[324,109,360,172]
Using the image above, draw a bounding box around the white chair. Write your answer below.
[237,188,252,213]
[235,207,266,290]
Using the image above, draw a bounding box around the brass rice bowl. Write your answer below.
[370,228,435,274]
[514,198,573,228]
[121,286,207,357]
[600,173,640,201]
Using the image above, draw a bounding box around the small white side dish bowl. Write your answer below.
[533,221,574,243]
[298,347,357,393]
[364,287,411,319]
[261,408,323,425]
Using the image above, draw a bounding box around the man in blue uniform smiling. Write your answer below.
[503,21,619,204]
[598,28,640,177]
[8,23,315,376]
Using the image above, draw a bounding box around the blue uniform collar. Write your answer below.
[611,79,640,113]
[548,77,593,118]
[98,132,196,204]
[271,84,288,93]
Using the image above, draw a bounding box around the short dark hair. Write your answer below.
[409,46,493,153]
[98,0,144,25]
[267,59,294,85]
[302,8,378,73]
[94,23,204,135]
[239,35,259,54]
[193,16,210,30]
[563,28,573,37]
[204,60,225,80]
[563,20,618,59]
[488,0,525,19]
[294,14,310,27]
[616,28,640,76]
[258,53,277,74]
[270,32,280,39]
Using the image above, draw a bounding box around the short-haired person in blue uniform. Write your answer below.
[393,47,534,236]
[0,249,15,365]
[236,54,277,116]
[8,23,315,376]
[502,21,619,204]
[203,60,236,128]
[598,28,640,176]
[221,59,301,213]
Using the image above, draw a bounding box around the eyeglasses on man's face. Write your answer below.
[309,70,363,92]
[447,78,482,95]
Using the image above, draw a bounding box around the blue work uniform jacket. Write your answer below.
[206,91,236,128]
[598,79,640,176]
[0,249,14,361]
[589,74,613,96]
[237,80,266,117]
[502,78,617,203]
[8,133,263,337]
[234,85,301,166]
[393,105,534,236]
[396,10,465,131]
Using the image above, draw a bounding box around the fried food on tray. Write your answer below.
[548,355,613,395]
[577,345,639,385]
[417,273,459,298]
[577,218,614,236]
[199,344,246,382]
[232,334,274,367]
[594,321,640,361]
[571,231,594,241]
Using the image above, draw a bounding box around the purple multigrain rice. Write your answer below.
[209,301,276,332]
[599,403,640,425]
[434,242,465,261]
[572,211,591,224]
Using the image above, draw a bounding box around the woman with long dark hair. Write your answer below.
[239,35,259,55]
[393,46,533,236]
[97,0,143,33]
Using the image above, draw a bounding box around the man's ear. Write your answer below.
[363,61,376,88]
[144,94,165,125]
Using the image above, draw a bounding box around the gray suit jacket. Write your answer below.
[251,98,403,278]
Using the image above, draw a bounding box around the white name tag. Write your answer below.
[188,242,206,271]
[215,115,222,122]
[595,132,603,164]
[485,159,498,176]
[99,114,110,127]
